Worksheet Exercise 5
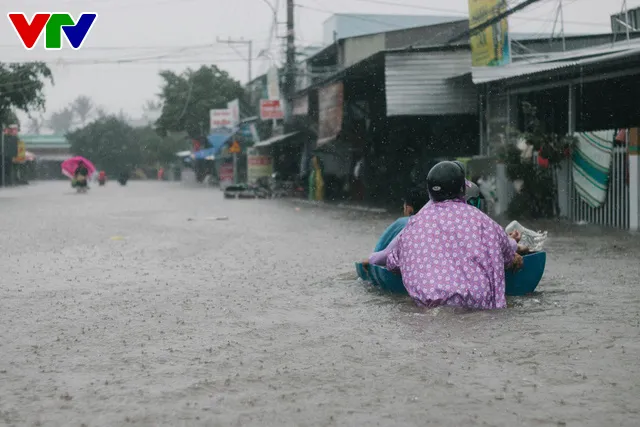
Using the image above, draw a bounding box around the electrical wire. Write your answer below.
[296,0,611,28]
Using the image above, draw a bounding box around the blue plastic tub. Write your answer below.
[355,251,546,296]
[504,251,546,296]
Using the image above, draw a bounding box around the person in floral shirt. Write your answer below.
[368,161,523,309]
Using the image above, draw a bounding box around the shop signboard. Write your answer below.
[468,0,511,67]
[13,140,26,163]
[292,95,308,116]
[267,66,280,100]
[210,109,233,132]
[218,161,234,189]
[260,99,284,120]
[247,148,273,184]
[227,99,240,127]
[317,81,344,146]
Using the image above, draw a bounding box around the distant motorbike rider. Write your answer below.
[74,161,89,189]
[118,171,130,186]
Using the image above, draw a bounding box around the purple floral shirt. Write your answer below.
[369,199,517,309]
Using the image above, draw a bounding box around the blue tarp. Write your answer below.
[207,133,234,155]
[192,147,217,160]
[192,133,234,160]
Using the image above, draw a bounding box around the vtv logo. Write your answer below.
[8,13,97,50]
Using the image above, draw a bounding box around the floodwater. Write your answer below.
[0,181,639,426]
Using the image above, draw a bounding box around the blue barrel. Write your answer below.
[355,252,546,297]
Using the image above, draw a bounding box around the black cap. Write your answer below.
[426,161,466,202]
[403,187,428,212]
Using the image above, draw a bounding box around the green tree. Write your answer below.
[26,114,44,134]
[95,106,108,119]
[72,95,94,125]
[67,116,142,174]
[132,126,189,167]
[48,107,74,134]
[156,65,244,138]
[142,99,162,125]
[0,62,52,125]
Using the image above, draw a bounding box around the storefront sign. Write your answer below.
[210,109,232,131]
[13,140,26,163]
[292,95,308,116]
[267,66,280,100]
[317,81,344,146]
[227,99,240,127]
[468,0,511,67]
[260,99,284,120]
[247,153,273,184]
[218,162,234,189]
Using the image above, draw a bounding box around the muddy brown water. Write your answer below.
[0,181,639,426]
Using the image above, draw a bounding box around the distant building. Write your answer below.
[323,13,462,45]
[611,6,640,33]
[21,134,71,179]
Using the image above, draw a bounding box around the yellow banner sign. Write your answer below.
[13,140,26,163]
[468,0,510,67]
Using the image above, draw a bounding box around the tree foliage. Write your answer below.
[0,62,52,125]
[156,65,244,138]
[67,116,142,174]
[26,115,44,134]
[68,116,189,174]
[48,107,75,134]
[72,95,94,125]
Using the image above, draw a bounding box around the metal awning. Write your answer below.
[471,40,640,84]
[253,132,299,148]
[36,154,70,162]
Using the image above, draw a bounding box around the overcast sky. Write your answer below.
[1,0,635,125]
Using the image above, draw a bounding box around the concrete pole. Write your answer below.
[629,128,639,231]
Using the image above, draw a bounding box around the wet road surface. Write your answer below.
[1,181,639,426]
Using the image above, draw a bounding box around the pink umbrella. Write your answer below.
[61,156,96,179]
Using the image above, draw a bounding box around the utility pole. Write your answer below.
[1,123,5,188]
[284,0,295,123]
[624,0,631,44]
[550,0,566,51]
[559,0,566,51]
[217,37,252,83]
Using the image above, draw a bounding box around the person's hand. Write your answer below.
[510,253,524,271]
[362,259,370,269]
[516,244,530,255]
[509,230,521,242]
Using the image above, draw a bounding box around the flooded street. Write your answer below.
[1,181,639,426]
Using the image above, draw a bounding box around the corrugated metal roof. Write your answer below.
[385,50,477,116]
[471,39,640,84]
[21,134,69,148]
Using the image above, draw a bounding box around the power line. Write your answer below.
[448,0,546,44]
[296,0,611,28]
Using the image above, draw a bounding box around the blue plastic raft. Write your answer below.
[355,251,546,297]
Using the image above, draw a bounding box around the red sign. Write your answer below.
[218,162,233,182]
[260,99,284,120]
[3,125,19,136]
[210,109,232,130]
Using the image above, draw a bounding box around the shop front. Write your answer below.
[476,41,640,230]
